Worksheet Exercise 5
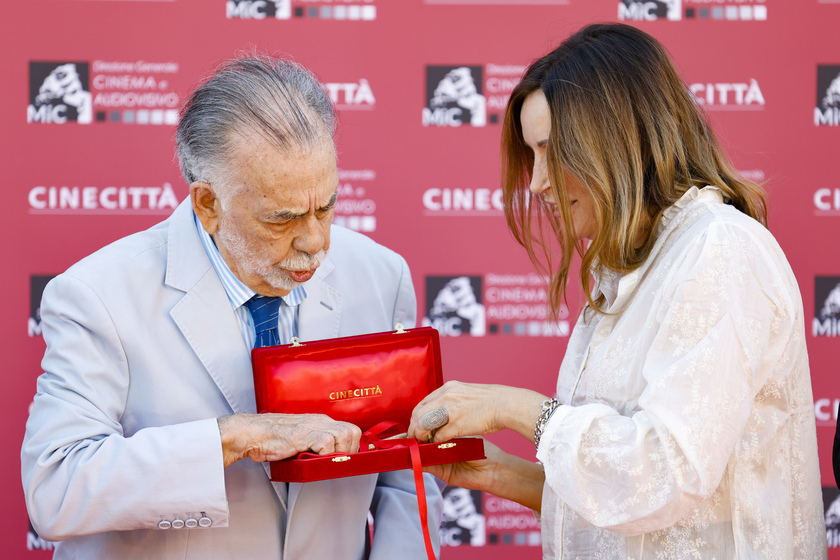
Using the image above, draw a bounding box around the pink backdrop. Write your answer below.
[2,1,839,558]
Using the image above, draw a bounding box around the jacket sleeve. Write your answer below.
[20,273,229,541]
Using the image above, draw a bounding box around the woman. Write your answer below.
[407,23,827,559]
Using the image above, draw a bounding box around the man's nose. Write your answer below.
[292,215,327,255]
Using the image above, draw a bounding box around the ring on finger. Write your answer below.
[420,406,449,431]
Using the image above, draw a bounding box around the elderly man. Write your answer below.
[21,56,442,559]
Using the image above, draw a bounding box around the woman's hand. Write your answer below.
[425,437,502,492]
[408,381,507,443]
[407,381,547,443]
[426,439,546,513]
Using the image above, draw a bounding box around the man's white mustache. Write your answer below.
[279,249,327,271]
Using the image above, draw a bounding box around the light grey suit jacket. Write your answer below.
[21,200,442,559]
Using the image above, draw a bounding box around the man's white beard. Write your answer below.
[216,214,328,292]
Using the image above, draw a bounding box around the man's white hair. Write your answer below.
[175,55,336,197]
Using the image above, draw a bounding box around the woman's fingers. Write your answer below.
[409,381,502,441]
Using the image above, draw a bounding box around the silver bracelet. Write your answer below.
[534,397,562,452]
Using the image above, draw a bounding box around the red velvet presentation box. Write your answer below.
[251,326,486,482]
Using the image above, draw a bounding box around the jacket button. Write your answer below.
[171,518,185,529]
[198,515,212,528]
[158,519,171,530]
[185,518,198,529]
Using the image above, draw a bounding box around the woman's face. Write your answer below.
[520,90,597,241]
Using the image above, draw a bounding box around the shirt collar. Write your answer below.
[657,185,725,236]
[193,212,307,309]
[594,186,726,311]
[592,267,622,308]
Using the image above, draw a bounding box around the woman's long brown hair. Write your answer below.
[501,23,767,317]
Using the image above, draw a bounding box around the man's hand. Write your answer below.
[217,413,362,468]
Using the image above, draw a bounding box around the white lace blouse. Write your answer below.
[536,187,827,559]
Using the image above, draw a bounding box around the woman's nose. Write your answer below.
[529,157,549,195]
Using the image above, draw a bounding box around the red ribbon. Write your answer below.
[297,421,436,560]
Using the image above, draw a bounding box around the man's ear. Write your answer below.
[191,182,220,235]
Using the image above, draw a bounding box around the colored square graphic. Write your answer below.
[360,216,376,231]
[815,277,840,319]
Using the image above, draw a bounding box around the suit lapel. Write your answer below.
[297,257,342,343]
[165,200,256,415]
[170,278,256,414]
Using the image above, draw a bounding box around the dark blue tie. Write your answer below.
[245,296,283,348]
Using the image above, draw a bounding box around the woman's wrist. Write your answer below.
[487,449,545,512]
[534,397,562,452]
[494,387,550,442]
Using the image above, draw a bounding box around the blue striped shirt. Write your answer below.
[194,213,307,349]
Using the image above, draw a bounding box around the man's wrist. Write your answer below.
[218,414,244,468]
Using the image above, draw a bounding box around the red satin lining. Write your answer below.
[297,421,436,560]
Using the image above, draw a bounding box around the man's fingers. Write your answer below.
[308,432,336,455]
[222,413,367,464]
[304,420,361,455]
[332,423,362,454]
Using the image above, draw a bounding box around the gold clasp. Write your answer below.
[331,456,351,462]
[290,337,302,347]
[394,323,406,334]
[438,442,457,449]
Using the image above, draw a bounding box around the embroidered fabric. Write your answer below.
[536,187,827,559]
